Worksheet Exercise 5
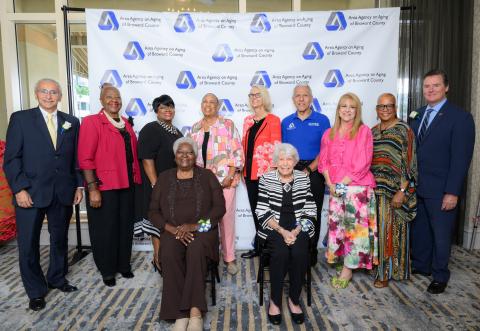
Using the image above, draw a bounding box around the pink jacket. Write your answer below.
[78,111,141,191]
[318,124,376,187]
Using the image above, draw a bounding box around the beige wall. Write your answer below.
[465,0,480,249]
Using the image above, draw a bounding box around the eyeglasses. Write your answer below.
[37,89,59,96]
[376,104,395,111]
[248,93,262,99]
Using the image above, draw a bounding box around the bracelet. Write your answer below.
[197,219,211,232]
[87,181,97,187]
[305,167,312,174]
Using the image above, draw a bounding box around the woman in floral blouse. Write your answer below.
[318,92,378,289]
[241,85,282,259]
[190,93,244,274]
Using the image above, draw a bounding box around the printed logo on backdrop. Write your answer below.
[250,14,271,33]
[98,11,119,31]
[176,71,197,89]
[219,99,234,116]
[181,126,192,135]
[212,44,234,62]
[101,70,122,87]
[311,98,322,113]
[125,98,147,116]
[123,41,145,60]
[324,44,364,56]
[303,42,324,60]
[345,72,386,84]
[174,13,195,32]
[326,12,347,31]
[324,69,344,88]
[250,71,271,88]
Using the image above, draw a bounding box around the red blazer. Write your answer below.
[242,113,281,180]
[78,111,141,190]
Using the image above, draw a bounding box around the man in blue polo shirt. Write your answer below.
[282,84,330,265]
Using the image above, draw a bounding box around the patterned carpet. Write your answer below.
[0,245,479,331]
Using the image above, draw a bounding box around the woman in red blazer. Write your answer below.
[241,85,281,259]
[78,86,141,287]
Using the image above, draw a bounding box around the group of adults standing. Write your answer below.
[3,68,475,330]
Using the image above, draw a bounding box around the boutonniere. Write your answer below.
[409,111,419,119]
[62,121,72,130]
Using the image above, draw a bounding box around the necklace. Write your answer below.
[157,119,179,135]
[283,182,292,192]
[103,110,125,129]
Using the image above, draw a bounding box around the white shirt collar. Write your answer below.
[39,106,58,119]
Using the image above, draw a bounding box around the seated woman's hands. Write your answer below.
[280,228,297,246]
[165,223,198,246]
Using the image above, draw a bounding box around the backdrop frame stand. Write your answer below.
[61,5,90,266]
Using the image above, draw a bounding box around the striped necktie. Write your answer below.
[417,109,433,142]
[47,113,57,148]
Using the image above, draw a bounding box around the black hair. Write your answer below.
[152,94,175,113]
[423,69,449,87]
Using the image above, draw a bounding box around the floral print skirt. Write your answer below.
[326,185,378,269]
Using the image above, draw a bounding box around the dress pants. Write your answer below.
[411,196,457,283]
[294,164,325,248]
[15,196,73,299]
[219,187,236,263]
[244,178,260,252]
[159,232,210,320]
[268,231,309,307]
[86,188,134,278]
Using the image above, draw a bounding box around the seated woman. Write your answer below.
[148,137,225,331]
[256,143,316,326]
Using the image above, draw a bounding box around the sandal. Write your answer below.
[331,276,351,289]
[335,263,343,274]
[373,279,388,288]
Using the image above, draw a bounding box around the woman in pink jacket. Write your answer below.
[318,92,378,289]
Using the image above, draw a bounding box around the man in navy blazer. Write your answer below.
[410,70,475,294]
[4,78,83,310]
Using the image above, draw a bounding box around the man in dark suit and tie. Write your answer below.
[4,78,83,310]
[410,69,475,294]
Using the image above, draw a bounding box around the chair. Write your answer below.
[206,258,220,305]
[257,240,313,306]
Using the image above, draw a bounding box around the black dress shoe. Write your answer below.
[48,282,78,292]
[427,281,447,294]
[267,313,282,325]
[288,302,304,324]
[29,297,46,311]
[411,269,432,277]
[103,277,116,287]
[121,271,134,278]
[241,250,259,259]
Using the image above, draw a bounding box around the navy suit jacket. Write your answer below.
[410,101,475,199]
[4,107,82,208]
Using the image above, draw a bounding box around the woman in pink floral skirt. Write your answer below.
[318,92,378,289]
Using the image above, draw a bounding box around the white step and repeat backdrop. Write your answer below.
[86,8,400,250]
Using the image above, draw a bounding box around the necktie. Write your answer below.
[417,109,433,142]
[47,113,57,148]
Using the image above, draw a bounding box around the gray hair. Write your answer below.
[293,84,312,97]
[173,137,198,157]
[272,143,299,165]
[34,78,62,96]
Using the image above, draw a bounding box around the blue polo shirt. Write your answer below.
[281,111,331,160]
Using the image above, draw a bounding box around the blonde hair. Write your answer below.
[248,85,272,113]
[329,92,363,140]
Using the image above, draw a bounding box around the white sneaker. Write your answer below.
[186,316,203,331]
[171,317,189,331]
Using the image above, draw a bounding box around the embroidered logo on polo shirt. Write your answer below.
[308,122,320,127]
[287,122,296,130]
